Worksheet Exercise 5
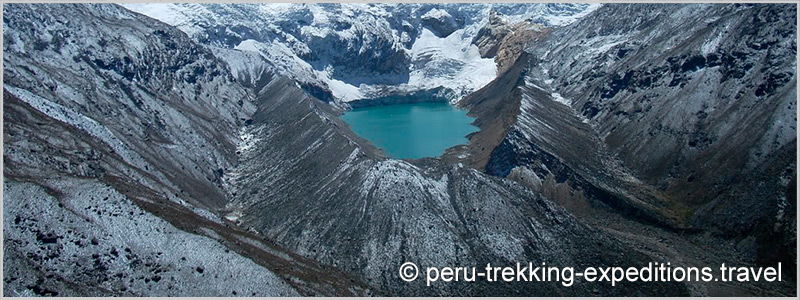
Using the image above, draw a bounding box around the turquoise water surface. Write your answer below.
[340,102,479,159]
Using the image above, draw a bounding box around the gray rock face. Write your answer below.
[474,3,796,289]
[471,11,511,58]
[420,8,461,37]
[541,2,795,235]
[3,3,372,297]
[3,3,251,210]
[531,4,795,183]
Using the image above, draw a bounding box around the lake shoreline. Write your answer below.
[345,87,453,109]
[339,102,479,159]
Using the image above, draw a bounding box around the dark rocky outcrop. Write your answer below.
[420,8,461,38]
[471,13,551,75]
[461,3,796,295]
[472,11,512,58]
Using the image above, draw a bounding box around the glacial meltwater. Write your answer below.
[340,102,479,159]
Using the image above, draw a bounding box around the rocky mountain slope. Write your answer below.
[223,69,686,296]
[529,3,796,235]
[3,3,372,296]
[3,2,796,297]
[3,3,682,297]
[456,3,796,294]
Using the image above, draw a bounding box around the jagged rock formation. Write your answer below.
[471,11,551,74]
[472,11,512,58]
[494,22,549,75]
[122,3,598,102]
[421,8,461,38]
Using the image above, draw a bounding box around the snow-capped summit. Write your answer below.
[122,3,600,103]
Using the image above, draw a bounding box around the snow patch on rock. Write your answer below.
[3,179,299,296]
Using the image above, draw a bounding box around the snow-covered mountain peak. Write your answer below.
[122,3,601,103]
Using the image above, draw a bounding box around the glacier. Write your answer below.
[122,3,601,103]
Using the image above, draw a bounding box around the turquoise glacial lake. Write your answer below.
[340,102,479,159]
